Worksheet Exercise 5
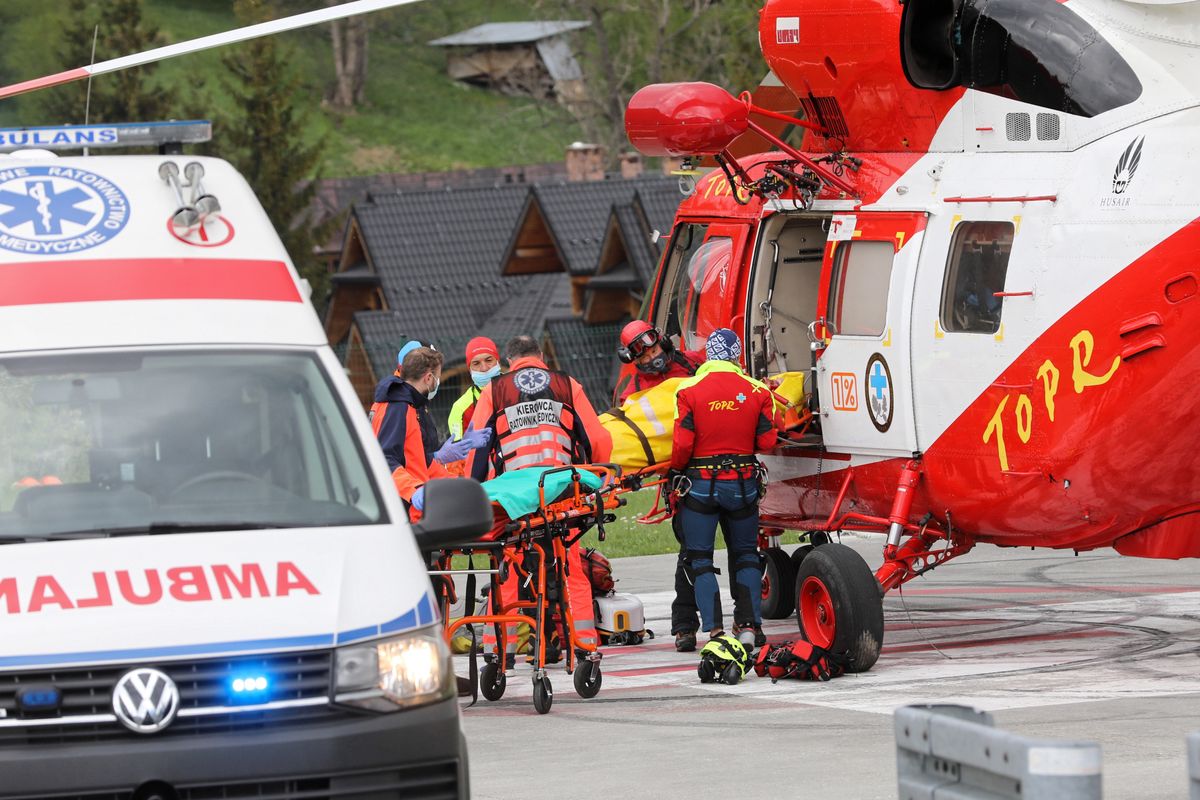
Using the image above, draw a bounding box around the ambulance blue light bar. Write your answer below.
[0,120,211,153]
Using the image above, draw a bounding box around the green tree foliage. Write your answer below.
[36,0,169,124]
[535,0,765,158]
[219,0,333,310]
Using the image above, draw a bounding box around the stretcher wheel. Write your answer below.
[761,547,796,619]
[479,662,506,701]
[795,542,883,673]
[532,676,554,714]
[721,662,742,686]
[573,660,602,698]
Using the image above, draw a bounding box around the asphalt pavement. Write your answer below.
[457,535,1200,799]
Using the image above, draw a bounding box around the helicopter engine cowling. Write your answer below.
[758,0,965,153]
[624,82,749,157]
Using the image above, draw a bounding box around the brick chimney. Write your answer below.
[619,151,644,179]
[660,155,686,175]
[566,142,606,182]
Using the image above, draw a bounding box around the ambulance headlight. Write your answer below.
[334,628,453,711]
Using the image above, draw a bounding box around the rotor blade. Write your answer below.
[0,0,423,101]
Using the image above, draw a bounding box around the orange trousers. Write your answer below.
[483,539,598,656]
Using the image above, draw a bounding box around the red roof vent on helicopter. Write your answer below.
[624,82,749,157]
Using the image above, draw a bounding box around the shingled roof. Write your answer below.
[346,184,539,362]
[612,202,661,287]
[545,317,624,412]
[635,182,686,239]
[502,177,678,277]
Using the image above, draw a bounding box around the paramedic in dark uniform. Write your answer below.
[671,328,780,649]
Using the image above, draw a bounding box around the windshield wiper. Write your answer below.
[10,522,289,541]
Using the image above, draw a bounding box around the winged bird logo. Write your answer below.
[1112,137,1145,194]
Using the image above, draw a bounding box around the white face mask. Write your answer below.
[471,364,501,388]
[427,376,440,400]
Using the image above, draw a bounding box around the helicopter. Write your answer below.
[621,0,1200,671]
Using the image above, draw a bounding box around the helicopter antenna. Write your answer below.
[82,24,99,155]
[0,0,423,101]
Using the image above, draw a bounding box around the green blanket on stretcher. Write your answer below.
[481,467,604,519]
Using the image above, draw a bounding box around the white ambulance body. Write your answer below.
[0,135,474,799]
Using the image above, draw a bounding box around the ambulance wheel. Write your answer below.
[721,662,742,686]
[795,542,883,673]
[480,662,506,701]
[573,660,602,699]
[532,676,553,715]
[761,547,796,619]
[698,659,717,683]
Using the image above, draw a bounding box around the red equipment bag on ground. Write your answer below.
[753,640,847,682]
[581,547,615,595]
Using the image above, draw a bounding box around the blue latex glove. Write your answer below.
[432,435,472,464]
[460,426,493,450]
[411,486,425,511]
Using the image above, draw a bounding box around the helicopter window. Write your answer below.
[940,221,1014,334]
[656,223,733,352]
[828,241,894,337]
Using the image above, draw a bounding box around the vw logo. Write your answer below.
[112,668,180,734]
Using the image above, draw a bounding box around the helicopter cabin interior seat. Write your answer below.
[748,215,827,394]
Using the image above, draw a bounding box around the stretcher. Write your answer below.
[428,463,658,714]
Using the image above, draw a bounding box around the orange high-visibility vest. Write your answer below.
[486,367,579,475]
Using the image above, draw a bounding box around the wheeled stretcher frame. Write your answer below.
[429,464,629,714]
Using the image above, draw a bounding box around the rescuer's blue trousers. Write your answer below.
[679,479,761,633]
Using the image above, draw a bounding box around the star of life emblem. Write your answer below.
[514,368,551,395]
[0,165,129,255]
[865,354,894,433]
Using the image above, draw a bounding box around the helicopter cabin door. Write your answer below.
[812,213,927,455]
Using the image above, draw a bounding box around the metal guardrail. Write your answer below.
[1188,732,1200,800]
[895,704,1102,800]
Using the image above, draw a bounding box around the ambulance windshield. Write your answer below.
[0,350,385,539]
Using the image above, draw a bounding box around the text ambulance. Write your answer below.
[0,123,482,799]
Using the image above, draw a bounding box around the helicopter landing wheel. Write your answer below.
[795,542,883,673]
[761,547,796,619]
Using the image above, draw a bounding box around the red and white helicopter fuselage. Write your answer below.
[625,0,1200,665]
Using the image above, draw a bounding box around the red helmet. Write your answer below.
[618,320,664,363]
[620,320,655,348]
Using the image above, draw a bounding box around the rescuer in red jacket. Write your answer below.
[672,328,780,650]
[616,320,704,403]
[469,335,612,661]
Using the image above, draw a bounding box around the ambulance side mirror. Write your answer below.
[411,478,493,552]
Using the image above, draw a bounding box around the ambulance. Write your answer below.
[0,122,484,799]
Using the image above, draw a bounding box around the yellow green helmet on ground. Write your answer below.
[698,634,751,685]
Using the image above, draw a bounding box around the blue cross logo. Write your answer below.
[0,166,130,255]
[736,393,746,403]
[0,180,95,236]
[869,361,888,400]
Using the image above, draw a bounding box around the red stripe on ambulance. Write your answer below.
[0,562,318,614]
[0,258,302,306]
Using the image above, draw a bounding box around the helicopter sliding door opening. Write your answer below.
[747,215,828,381]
